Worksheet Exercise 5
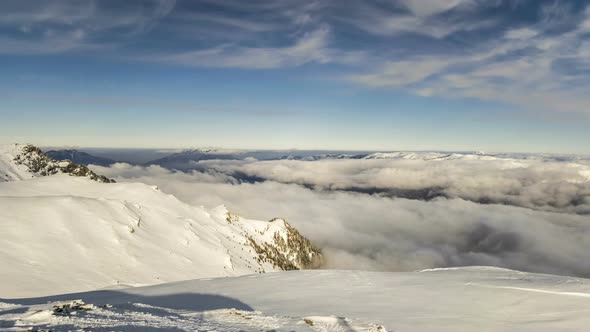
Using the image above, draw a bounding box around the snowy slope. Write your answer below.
[0,145,321,297]
[0,176,321,297]
[2,267,590,331]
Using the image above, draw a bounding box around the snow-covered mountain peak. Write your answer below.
[0,143,114,183]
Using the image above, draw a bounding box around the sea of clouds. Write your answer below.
[91,154,590,277]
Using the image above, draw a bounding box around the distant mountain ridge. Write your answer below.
[145,148,243,170]
[144,149,371,170]
[40,147,590,174]
[46,149,116,166]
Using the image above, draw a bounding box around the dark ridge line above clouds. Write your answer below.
[45,149,117,167]
[42,146,590,166]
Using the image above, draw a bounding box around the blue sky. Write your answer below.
[0,0,589,153]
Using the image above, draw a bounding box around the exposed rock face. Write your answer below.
[13,145,115,183]
[248,220,323,270]
[225,211,322,271]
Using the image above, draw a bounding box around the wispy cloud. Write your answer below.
[174,12,278,32]
[148,26,365,69]
[344,2,590,116]
[0,0,176,54]
[400,0,474,17]
[1,0,589,115]
[335,0,497,39]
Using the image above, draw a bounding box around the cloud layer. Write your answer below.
[90,154,590,277]
[163,154,590,214]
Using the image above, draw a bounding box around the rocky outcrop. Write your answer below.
[13,145,114,183]
[247,220,323,270]
[224,211,322,271]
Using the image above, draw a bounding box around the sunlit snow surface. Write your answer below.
[2,268,590,331]
[0,174,319,298]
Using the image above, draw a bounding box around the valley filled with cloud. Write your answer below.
[91,153,590,277]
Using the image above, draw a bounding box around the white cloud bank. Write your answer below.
[186,155,590,214]
[91,155,590,277]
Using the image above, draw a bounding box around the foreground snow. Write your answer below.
[2,267,590,331]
